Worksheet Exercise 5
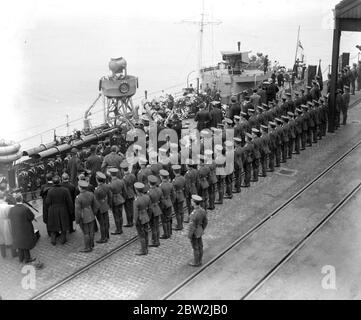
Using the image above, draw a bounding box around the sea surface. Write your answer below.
[1,7,360,151]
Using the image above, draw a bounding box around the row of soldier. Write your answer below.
[36,83,344,266]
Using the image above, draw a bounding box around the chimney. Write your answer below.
[237,41,241,51]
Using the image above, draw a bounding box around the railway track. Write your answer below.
[30,97,361,300]
[241,181,361,300]
[162,137,361,300]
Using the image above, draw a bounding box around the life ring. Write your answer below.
[0,140,21,156]
[0,151,22,163]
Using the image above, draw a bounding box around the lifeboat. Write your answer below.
[0,140,22,163]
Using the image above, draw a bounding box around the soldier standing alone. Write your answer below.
[188,195,208,267]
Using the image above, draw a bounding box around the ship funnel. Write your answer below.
[237,42,241,51]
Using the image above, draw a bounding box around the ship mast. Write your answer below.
[181,0,221,79]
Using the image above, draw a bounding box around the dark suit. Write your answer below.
[195,109,211,131]
[209,107,223,128]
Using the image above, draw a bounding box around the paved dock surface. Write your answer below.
[1,92,361,300]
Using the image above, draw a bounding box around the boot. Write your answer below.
[136,238,147,255]
[188,249,201,267]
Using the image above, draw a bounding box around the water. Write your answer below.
[1,1,360,151]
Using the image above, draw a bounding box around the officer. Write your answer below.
[224,140,234,198]
[188,195,208,267]
[198,155,210,208]
[147,175,162,247]
[309,101,319,143]
[335,89,343,129]
[108,168,126,235]
[204,150,217,210]
[256,106,267,127]
[75,180,97,253]
[281,115,293,159]
[342,85,351,125]
[306,102,316,144]
[251,128,261,181]
[262,103,273,124]
[259,125,271,177]
[137,157,152,192]
[134,182,151,255]
[172,165,186,230]
[274,118,284,166]
[159,169,175,239]
[86,145,102,187]
[241,133,254,187]
[279,116,289,162]
[94,172,112,243]
[214,146,226,203]
[101,145,124,172]
[294,110,303,154]
[121,161,136,227]
[248,109,259,130]
[268,122,278,172]
[300,105,311,148]
[184,160,199,222]
[319,97,328,136]
[233,137,244,193]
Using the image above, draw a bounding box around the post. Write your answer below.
[196,78,200,93]
[294,26,301,64]
[145,90,148,99]
[328,19,341,133]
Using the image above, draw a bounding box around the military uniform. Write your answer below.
[259,129,271,177]
[241,136,254,187]
[172,168,186,230]
[75,183,97,252]
[188,196,208,267]
[215,155,226,203]
[274,120,284,166]
[94,177,112,242]
[251,131,261,181]
[147,176,163,247]
[134,183,151,255]
[268,123,278,172]
[109,171,126,234]
[198,163,210,208]
[233,138,244,192]
[159,171,175,239]
[184,165,199,219]
[123,170,136,227]
[205,159,218,209]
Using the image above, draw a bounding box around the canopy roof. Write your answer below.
[335,0,361,31]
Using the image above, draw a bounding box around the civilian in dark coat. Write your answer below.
[44,176,73,245]
[9,194,36,263]
[195,105,211,131]
[61,173,76,233]
[209,102,223,128]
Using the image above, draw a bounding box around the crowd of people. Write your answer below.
[0,61,359,268]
